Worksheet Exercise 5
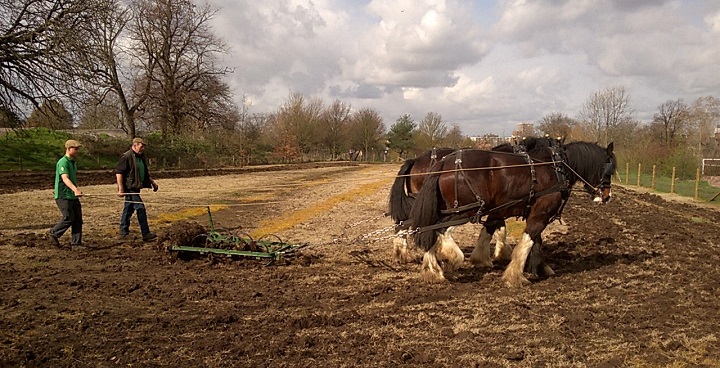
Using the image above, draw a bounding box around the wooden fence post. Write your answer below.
[670,167,676,194]
[695,168,701,201]
[637,163,642,187]
[651,165,656,190]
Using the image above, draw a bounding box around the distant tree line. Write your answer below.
[535,87,720,179]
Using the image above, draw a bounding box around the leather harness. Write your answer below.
[417,144,572,234]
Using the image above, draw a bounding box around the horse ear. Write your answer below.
[606,142,614,153]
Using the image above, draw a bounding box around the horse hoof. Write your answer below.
[470,259,493,268]
[394,249,414,264]
[444,258,464,272]
[502,274,531,287]
[542,264,555,276]
[421,271,446,284]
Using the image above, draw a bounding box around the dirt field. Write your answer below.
[1,163,720,367]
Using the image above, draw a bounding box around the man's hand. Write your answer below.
[73,188,83,197]
[151,181,158,192]
[118,190,125,197]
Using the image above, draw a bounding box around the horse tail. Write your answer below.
[388,158,416,223]
[410,171,441,251]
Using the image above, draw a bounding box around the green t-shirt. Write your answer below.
[54,155,78,199]
[136,156,145,183]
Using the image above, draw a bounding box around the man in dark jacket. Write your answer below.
[115,137,158,241]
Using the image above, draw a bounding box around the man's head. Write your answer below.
[64,140,82,158]
[131,137,146,154]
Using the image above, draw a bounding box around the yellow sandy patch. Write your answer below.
[152,204,228,224]
[251,178,390,238]
[505,218,526,238]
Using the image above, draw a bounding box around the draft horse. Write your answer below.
[409,141,616,287]
[388,147,456,262]
[388,138,555,263]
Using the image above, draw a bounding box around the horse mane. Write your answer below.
[491,137,556,153]
[563,141,616,185]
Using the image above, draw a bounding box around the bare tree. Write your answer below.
[537,112,576,139]
[688,96,720,157]
[132,0,230,136]
[0,105,22,128]
[415,112,448,150]
[273,93,324,160]
[82,0,153,138]
[320,99,351,159]
[0,0,100,120]
[79,94,123,129]
[348,108,385,161]
[26,99,73,129]
[187,74,239,131]
[442,124,467,149]
[579,86,634,146]
[652,99,690,147]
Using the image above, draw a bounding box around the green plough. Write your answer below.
[168,206,307,262]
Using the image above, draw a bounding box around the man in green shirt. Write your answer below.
[48,139,84,248]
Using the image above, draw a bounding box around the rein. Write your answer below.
[560,161,611,198]
[396,161,557,178]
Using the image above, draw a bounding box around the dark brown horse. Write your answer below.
[388,138,556,263]
[409,141,615,286]
[388,147,456,262]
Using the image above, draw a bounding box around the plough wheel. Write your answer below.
[256,234,290,253]
[192,234,211,248]
[230,230,255,251]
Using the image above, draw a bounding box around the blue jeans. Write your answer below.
[119,193,150,236]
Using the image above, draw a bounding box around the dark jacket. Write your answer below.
[115,149,152,191]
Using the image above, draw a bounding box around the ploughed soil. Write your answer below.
[1,164,720,367]
[0,162,358,195]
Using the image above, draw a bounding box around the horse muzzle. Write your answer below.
[593,187,612,204]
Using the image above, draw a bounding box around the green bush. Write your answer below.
[1,128,72,170]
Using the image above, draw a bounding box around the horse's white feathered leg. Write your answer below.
[421,244,446,283]
[393,232,414,264]
[493,226,513,261]
[470,226,493,268]
[436,228,464,272]
[502,233,533,287]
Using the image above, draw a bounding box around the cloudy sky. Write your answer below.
[207,0,720,136]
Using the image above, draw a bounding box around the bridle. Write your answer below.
[579,158,615,202]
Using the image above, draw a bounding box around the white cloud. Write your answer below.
[207,0,720,135]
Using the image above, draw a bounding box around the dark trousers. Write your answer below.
[50,198,82,245]
[119,192,150,235]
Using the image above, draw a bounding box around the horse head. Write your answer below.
[565,141,616,204]
[587,142,615,204]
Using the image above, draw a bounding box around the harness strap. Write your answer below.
[421,144,574,234]
[452,150,485,211]
[430,147,438,166]
[453,150,460,208]
[523,151,537,217]
[416,216,475,234]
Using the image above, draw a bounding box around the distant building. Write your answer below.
[469,134,512,149]
[512,122,535,138]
